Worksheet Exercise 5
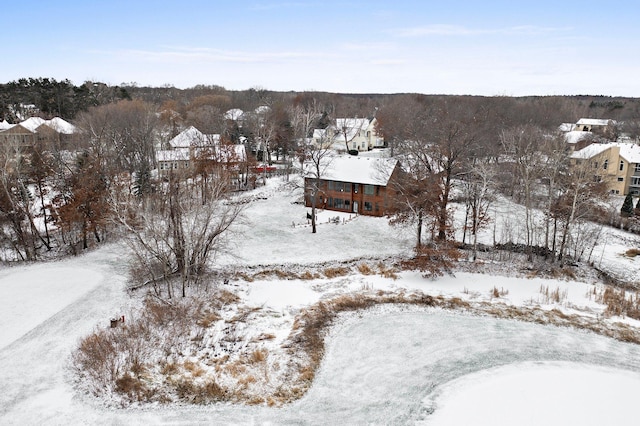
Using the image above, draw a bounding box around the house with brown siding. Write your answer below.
[0,117,76,149]
[304,155,399,217]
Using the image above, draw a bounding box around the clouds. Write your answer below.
[390,24,572,38]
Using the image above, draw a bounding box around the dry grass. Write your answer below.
[250,348,268,363]
[378,262,398,280]
[597,287,640,319]
[299,271,319,280]
[625,248,640,258]
[183,360,205,377]
[160,361,179,376]
[197,312,221,328]
[491,286,509,298]
[539,285,568,304]
[323,266,350,278]
[357,263,374,275]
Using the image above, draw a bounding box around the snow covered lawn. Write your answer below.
[2,177,640,425]
[0,265,103,349]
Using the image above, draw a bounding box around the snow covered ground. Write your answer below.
[2,176,640,425]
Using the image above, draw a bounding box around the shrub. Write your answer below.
[625,248,640,258]
[323,266,350,278]
[357,263,374,275]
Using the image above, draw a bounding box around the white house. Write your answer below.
[157,126,247,184]
[312,117,384,153]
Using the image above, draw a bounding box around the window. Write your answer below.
[364,201,373,211]
[364,184,375,195]
[632,177,640,186]
[354,184,359,193]
[635,163,640,173]
[327,197,333,207]
[594,175,602,183]
[334,199,344,209]
[603,159,608,170]
[593,161,598,169]
[618,177,624,182]
[620,160,625,171]
[345,183,352,193]
[328,181,334,191]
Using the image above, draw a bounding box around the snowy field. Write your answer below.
[2,176,640,425]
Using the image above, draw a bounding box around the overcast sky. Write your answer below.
[4,0,639,96]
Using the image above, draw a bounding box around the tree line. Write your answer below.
[2,79,640,295]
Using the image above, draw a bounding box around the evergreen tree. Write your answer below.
[621,193,634,217]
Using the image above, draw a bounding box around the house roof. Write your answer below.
[168,126,221,149]
[619,143,640,164]
[224,108,244,121]
[309,155,398,186]
[0,117,76,135]
[44,117,76,134]
[570,143,612,160]
[576,118,614,126]
[571,142,640,164]
[169,126,207,148]
[559,123,576,132]
[20,117,46,132]
[565,130,593,145]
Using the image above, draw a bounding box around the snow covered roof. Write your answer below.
[570,142,640,164]
[619,143,640,164]
[169,126,213,149]
[576,118,614,126]
[44,117,76,134]
[224,108,244,121]
[564,130,593,145]
[310,155,398,186]
[20,117,45,132]
[255,105,270,115]
[559,123,576,132]
[570,143,611,160]
[2,117,76,134]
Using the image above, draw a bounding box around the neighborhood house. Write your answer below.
[312,117,385,152]
[304,155,400,217]
[571,142,640,195]
[157,126,248,189]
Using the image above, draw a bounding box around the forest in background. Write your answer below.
[2,77,640,134]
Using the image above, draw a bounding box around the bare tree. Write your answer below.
[112,169,243,298]
[395,98,479,242]
[460,159,496,260]
[500,125,547,259]
[300,135,334,234]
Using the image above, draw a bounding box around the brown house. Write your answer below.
[0,124,38,148]
[304,155,400,217]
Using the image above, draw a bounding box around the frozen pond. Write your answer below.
[5,307,640,425]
